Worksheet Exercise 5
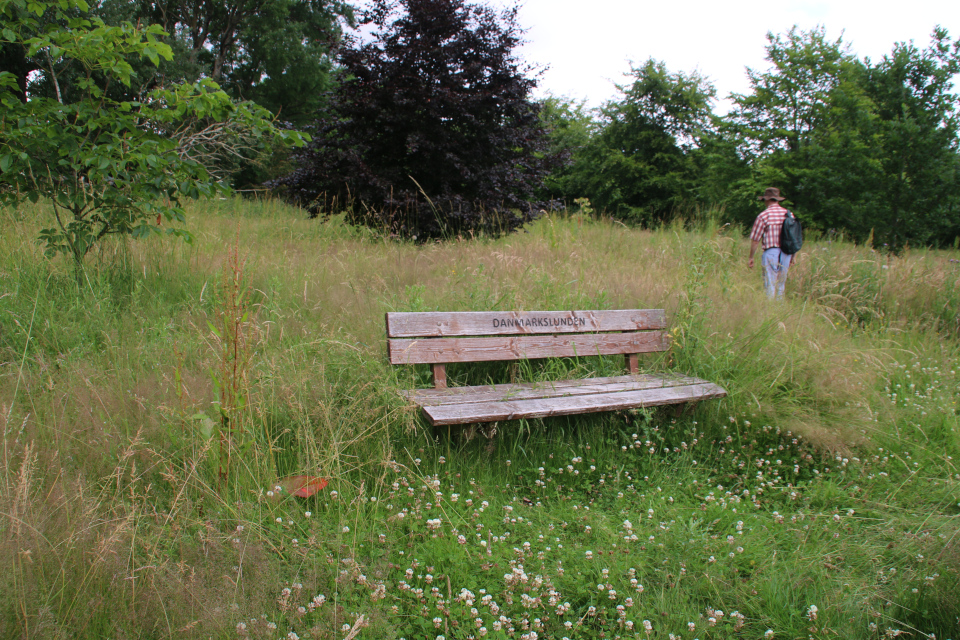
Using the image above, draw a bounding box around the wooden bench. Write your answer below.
[386,309,727,426]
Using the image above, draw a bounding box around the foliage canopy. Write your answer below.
[274,0,552,239]
[543,25,960,250]
[0,0,305,276]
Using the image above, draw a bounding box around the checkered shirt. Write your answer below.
[750,204,789,251]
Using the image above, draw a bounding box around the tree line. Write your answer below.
[544,26,960,251]
[3,0,959,267]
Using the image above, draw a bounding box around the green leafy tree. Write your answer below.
[538,95,598,202]
[0,0,305,279]
[559,59,715,225]
[734,26,853,156]
[126,0,353,125]
[724,26,869,228]
[861,28,960,248]
[724,25,960,248]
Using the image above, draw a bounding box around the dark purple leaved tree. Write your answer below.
[272,0,554,239]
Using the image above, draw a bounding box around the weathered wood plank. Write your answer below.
[386,310,667,338]
[402,374,706,406]
[432,363,447,389]
[388,331,669,365]
[421,383,728,426]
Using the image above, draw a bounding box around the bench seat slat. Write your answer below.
[420,382,728,426]
[386,310,667,337]
[389,331,668,365]
[402,373,705,406]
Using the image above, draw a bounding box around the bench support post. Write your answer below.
[626,353,639,374]
[432,363,447,389]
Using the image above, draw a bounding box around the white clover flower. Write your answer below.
[342,525,350,533]
[764,630,774,639]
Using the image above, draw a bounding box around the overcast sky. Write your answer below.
[493,0,957,113]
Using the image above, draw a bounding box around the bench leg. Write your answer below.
[673,401,698,418]
[626,353,639,374]
[432,363,447,389]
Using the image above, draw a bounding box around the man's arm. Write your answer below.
[748,239,760,268]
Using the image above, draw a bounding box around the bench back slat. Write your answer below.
[386,309,666,338]
[388,331,669,365]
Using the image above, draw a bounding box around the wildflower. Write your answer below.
[643,619,653,633]
[807,604,818,620]
[764,630,774,639]
[304,511,312,517]
[342,526,350,533]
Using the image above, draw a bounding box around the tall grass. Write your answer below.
[0,198,958,638]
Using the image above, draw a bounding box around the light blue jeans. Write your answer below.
[762,248,792,299]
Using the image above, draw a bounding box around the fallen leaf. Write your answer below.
[277,475,329,498]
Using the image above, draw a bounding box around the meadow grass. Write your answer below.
[0,198,958,639]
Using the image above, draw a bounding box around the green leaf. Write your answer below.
[0,155,11,173]
[142,44,159,66]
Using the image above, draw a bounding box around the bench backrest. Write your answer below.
[386,310,669,388]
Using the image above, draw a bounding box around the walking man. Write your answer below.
[748,187,792,299]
